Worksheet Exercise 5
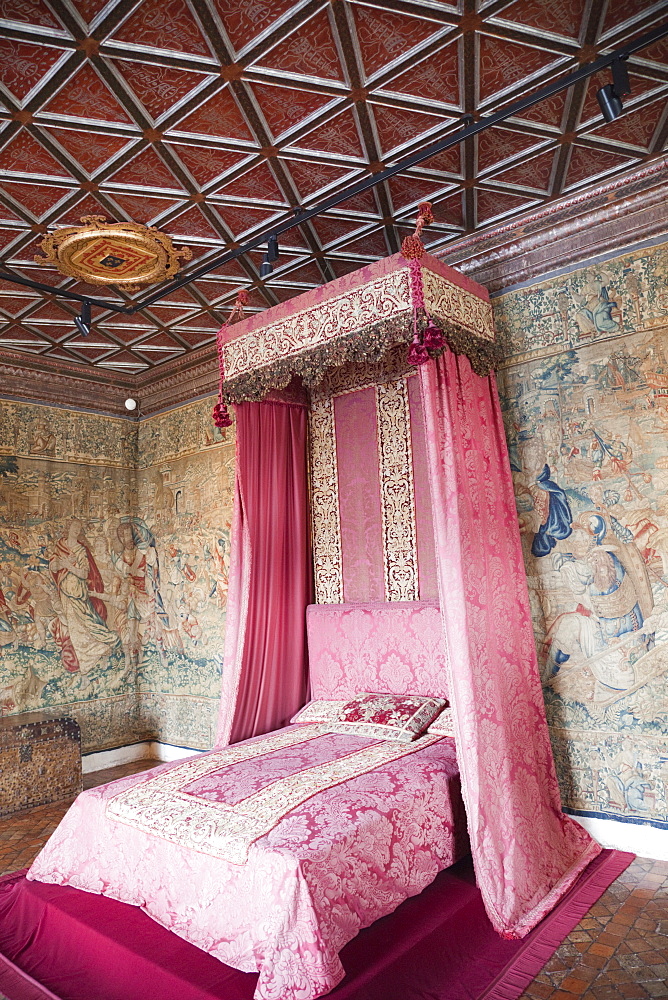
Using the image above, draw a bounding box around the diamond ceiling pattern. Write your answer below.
[0,0,666,374]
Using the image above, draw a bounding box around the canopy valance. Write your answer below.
[217,251,499,406]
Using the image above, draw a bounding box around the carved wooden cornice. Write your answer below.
[0,349,134,416]
[136,353,219,414]
[441,159,668,292]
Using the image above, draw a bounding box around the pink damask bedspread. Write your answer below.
[28,725,465,1000]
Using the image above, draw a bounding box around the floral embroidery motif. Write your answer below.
[106,723,440,863]
[309,396,343,604]
[422,268,494,343]
[427,707,455,738]
[333,693,446,742]
[221,264,497,403]
[376,378,419,601]
[224,270,411,383]
[309,344,415,404]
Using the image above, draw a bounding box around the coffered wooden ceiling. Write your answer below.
[0,0,666,375]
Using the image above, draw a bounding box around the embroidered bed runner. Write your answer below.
[107,725,440,864]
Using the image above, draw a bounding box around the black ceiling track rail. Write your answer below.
[1,20,667,319]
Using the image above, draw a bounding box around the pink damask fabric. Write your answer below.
[334,387,385,602]
[419,351,600,938]
[306,601,449,702]
[29,729,465,1000]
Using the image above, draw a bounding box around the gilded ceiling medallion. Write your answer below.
[34,216,192,290]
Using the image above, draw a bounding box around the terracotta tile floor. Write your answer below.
[519,855,668,1000]
[0,758,158,877]
[1,766,667,999]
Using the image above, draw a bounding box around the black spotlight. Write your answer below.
[260,234,279,277]
[596,58,631,123]
[74,299,91,337]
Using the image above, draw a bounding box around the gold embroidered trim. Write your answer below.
[422,269,494,342]
[376,378,419,601]
[309,397,343,604]
[309,343,416,403]
[220,266,499,403]
[106,725,439,864]
[427,707,455,738]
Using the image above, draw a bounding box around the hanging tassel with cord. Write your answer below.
[212,289,249,428]
[401,202,445,366]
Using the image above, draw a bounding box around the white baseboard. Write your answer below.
[570,813,668,861]
[82,741,204,773]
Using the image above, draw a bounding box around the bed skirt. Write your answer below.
[0,849,633,1000]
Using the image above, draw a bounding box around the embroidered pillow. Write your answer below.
[331,693,446,743]
[290,700,347,725]
[427,707,455,738]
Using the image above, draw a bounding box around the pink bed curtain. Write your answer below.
[419,349,600,939]
[215,400,312,746]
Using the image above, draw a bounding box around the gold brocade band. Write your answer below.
[219,261,499,404]
[221,313,502,404]
[106,725,439,865]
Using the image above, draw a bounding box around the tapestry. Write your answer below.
[136,399,235,749]
[309,345,438,604]
[0,397,234,752]
[495,237,668,830]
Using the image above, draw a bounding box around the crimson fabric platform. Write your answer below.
[0,850,632,1000]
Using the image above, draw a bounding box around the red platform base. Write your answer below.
[0,850,633,1000]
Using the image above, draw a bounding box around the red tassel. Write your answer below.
[213,287,248,429]
[407,336,429,366]
[401,233,425,260]
[212,401,233,428]
[401,201,434,261]
[423,319,445,351]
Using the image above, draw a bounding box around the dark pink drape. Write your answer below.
[420,349,600,939]
[215,401,312,746]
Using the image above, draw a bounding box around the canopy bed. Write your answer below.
[0,221,627,1000]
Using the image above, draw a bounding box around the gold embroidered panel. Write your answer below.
[376,378,419,601]
[224,268,411,383]
[106,724,439,864]
[310,344,414,404]
[422,268,495,341]
[309,397,344,605]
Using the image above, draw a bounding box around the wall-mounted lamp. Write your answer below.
[74,299,91,337]
[124,398,138,411]
[260,234,279,277]
[596,58,631,123]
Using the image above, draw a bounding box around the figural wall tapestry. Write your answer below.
[495,236,668,832]
[0,397,234,753]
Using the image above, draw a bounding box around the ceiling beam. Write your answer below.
[2,19,667,317]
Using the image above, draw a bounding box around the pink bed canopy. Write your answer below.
[212,219,599,942]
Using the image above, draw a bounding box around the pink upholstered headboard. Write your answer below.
[306,602,448,701]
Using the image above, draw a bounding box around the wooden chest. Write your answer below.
[0,712,82,817]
